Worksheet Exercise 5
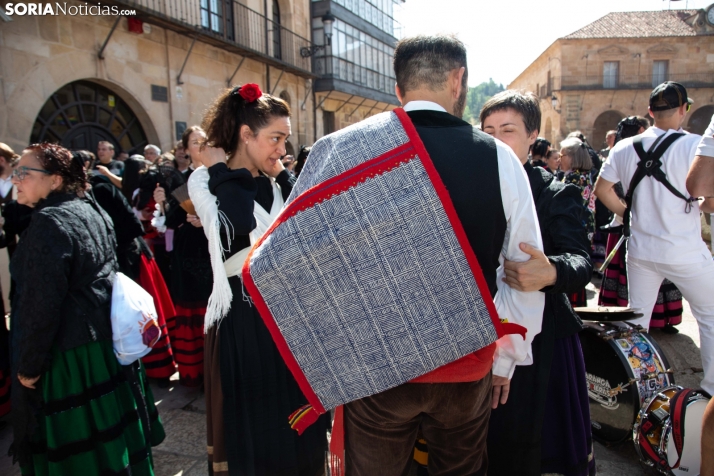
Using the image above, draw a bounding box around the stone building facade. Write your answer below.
[509,6,714,149]
[0,0,315,157]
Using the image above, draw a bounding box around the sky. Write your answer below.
[398,0,712,87]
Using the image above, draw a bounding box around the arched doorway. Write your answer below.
[30,80,149,155]
[592,110,624,150]
[688,105,714,135]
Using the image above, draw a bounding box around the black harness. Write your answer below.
[623,133,697,237]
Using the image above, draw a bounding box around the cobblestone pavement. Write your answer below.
[0,276,704,475]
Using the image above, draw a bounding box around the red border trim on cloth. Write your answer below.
[392,108,525,340]
[242,108,525,416]
[242,139,417,415]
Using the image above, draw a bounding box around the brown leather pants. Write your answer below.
[344,374,492,476]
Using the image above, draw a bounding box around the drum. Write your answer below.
[574,306,643,322]
[578,321,674,444]
[633,386,711,475]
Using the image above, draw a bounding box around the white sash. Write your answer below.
[224,179,284,278]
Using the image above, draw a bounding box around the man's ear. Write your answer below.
[452,67,466,99]
[395,83,405,105]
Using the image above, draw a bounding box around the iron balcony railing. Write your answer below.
[103,0,314,77]
[552,73,714,91]
[313,55,396,97]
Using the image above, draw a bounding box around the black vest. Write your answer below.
[407,110,506,296]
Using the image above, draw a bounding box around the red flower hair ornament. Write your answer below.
[236,83,262,103]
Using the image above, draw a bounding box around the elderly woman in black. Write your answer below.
[9,143,163,475]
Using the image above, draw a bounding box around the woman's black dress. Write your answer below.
[208,163,329,476]
[164,168,212,387]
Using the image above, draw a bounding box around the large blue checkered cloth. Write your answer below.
[248,111,498,410]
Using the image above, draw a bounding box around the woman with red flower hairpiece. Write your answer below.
[189,86,329,476]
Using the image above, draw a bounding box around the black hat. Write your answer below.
[649,81,693,112]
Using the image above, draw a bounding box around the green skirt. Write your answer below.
[21,340,165,476]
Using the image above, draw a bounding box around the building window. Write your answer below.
[201,0,223,34]
[603,61,619,89]
[652,60,668,87]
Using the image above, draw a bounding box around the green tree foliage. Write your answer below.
[463,79,505,125]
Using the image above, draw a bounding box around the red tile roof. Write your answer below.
[564,10,699,39]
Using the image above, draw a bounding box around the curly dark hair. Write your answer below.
[202,86,290,158]
[531,137,551,158]
[25,142,87,193]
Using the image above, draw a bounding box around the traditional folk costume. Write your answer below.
[0,178,15,418]
[163,169,211,388]
[0,200,32,420]
[601,123,714,394]
[189,164,329,476]
[91,177,177,381]
[562,169,596,307]
[240,104,544,475]
[488,163,595,476]
[9,193,164,475]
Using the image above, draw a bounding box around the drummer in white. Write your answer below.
[594,82,714,395]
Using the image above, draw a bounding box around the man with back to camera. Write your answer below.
[334,35,545,475]
[594,81,714,397]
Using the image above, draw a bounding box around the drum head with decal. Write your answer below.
[579,322,673,444]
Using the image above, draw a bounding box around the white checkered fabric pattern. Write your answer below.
[249,112,498,410]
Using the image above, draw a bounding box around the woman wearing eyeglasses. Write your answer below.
[8,143,164,475]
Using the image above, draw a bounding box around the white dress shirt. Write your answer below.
[0,176,13,199]
[403,101,545,379]
[600,127,709,265]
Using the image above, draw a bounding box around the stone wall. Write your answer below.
[0,0,314,154]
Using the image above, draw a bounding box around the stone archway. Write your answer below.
[688,105,714,135]
[30,80,149,155]
[592,110,624,150]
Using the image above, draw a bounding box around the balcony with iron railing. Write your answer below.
[100,0,314,77]
[313,55,398,103]
[548,73,714,92]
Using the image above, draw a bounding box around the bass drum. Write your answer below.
[578,321,674,444]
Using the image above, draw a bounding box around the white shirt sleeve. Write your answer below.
[491,141,546,379]
[599,144,622,185]
[696,114,714,157]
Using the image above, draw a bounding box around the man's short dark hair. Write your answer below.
[479,90,541,136]
[393,35,468,95]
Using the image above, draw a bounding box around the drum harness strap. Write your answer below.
[638,388,711,470]
[623,132,697,238]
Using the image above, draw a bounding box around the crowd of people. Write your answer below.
[0,33,711,476]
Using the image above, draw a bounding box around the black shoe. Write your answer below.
[662,325,679,335]
[157,377,171,388]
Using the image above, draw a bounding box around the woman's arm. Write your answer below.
[16,213,73,379]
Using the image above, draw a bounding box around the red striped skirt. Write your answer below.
[168,303,206,387]
[598,233,683,327]
[138,254,177,379]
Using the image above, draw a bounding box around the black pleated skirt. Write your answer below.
[219,276,329,476]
